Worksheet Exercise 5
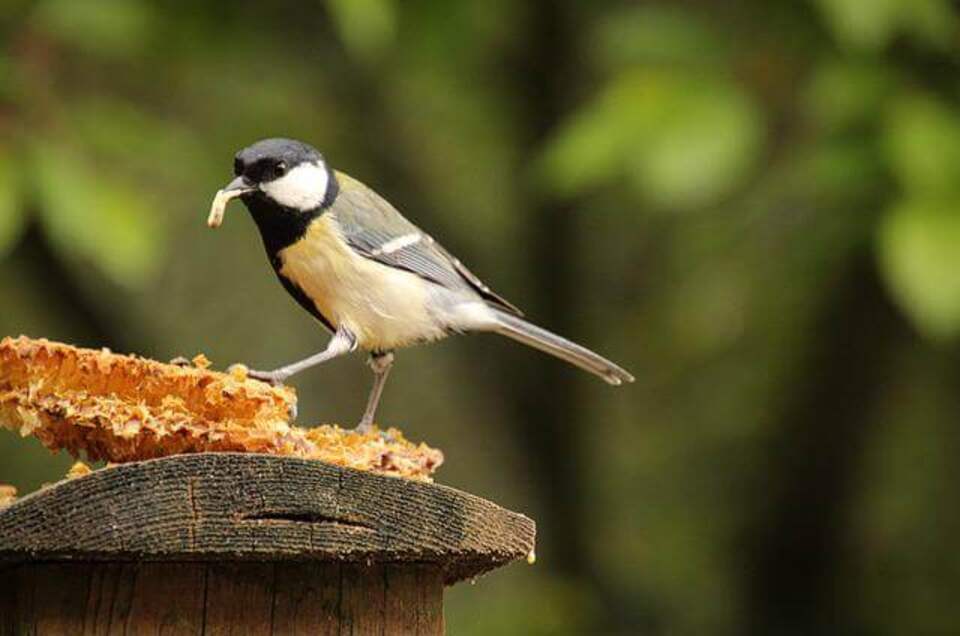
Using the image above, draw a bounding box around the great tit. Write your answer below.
[208,138,633,431]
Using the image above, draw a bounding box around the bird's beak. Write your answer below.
[207,177,255,228]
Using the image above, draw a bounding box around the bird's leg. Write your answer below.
[356,351,394,433]
[248,328,356,385]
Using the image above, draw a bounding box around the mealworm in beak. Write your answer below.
[207,188,249,228]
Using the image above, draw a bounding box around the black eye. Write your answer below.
[233,156,244,176]
[274,161,287,178]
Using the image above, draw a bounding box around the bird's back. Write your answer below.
[331,172,523,316]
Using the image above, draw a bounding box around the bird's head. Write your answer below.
[208,138,333,228]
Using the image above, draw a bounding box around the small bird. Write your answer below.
[208,138,633,431]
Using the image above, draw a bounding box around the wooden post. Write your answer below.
[0,453,535,635]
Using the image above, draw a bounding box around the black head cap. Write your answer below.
[234,138,324,184]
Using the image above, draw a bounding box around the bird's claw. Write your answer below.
[352,421,395,442]
[247,369,289,387]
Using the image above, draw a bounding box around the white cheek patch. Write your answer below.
[260,161,329,211]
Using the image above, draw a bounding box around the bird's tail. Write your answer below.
[491,311,634,386]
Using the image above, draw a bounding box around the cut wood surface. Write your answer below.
[0,562,446,635]
[0,453,535,585]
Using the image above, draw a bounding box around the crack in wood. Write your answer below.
[0,454,535,586]
[240,511,376,531]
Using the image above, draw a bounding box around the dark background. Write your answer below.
[2,1,960,633]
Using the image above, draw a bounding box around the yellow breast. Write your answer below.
[277,215,446,350]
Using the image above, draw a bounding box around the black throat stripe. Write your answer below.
[244,165,340,259]
[242,166,340,333]
[272,264,336,333]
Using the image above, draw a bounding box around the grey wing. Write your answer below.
[332,180,523,317]
[425,237,523,316]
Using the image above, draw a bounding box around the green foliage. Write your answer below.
[814,0,955,50]
[31,0,152,56]
[541,70,763,211]
[883,94,960,195]
[875,94,960,339]
[326,0,396,63]
[805,60,894,132]
[878,200,960,341]
[30,141,161,287]
[0,152,26,258]
[593,6,727,69]
[541,4,762,211]
[66,98,203,184]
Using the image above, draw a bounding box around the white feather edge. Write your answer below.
[372,233,422,255]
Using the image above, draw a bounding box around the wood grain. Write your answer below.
[124,563,207,634]
[0,454,533,634]
[1,562,447,635]
[81,563,138,635]
[0,453,535,584]
[271,563,341,635]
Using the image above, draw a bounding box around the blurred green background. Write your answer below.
[2,0,960,633]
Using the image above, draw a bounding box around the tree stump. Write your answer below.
[0,453,535,634]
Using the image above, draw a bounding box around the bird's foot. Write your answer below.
[247,368,290,386]
[352,419,396,442]
[354,418,374,435]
